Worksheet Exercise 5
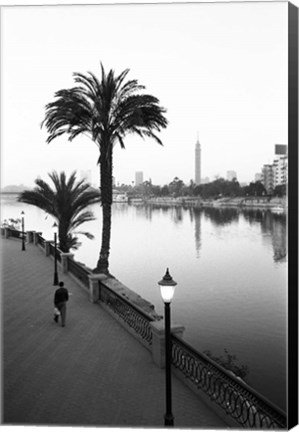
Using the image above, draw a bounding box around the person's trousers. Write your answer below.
[56,302,67,326]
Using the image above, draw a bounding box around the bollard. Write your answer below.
[44,241,52,256]
[33,232,43,245]
[27,231,35,243]
[88,274,108,303]
[60,253,74,273]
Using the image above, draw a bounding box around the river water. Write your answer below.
[1,194,287,411]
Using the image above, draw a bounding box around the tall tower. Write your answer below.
[195,136,201,185]
[135,171,144,186]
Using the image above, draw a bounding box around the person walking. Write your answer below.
[54,281,69,327]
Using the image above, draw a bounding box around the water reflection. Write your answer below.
[133,204,184,224]
[242,208,265,225]
[243,209,287,262]
[113,203,129,214]
[126,204,287,264]
[261,212,287,262]
[202,207,240,225]
[190,208,202,258]
[134,204,154,221]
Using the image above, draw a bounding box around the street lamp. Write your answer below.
[21,211,26,251]
[158,268,177,427]
[52,222,59,286]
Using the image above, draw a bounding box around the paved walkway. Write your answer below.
[1,237,227,428]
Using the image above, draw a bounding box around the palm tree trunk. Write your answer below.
[94,146,113,274]
[59,223,69,253]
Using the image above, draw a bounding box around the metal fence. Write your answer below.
[99,283,155,346]
[8,228,24,239]
[37,234,45,249]
[67,257,91,288]
[49,241,62,263]
[171,334,286,429]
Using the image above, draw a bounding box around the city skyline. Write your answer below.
[1,2,288,189]
[1,138,287,190]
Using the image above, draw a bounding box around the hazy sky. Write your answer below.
[1,1,288,188]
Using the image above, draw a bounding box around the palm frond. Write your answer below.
[19,171,100,252]
[74,231,95,240]
[42,63,168,157]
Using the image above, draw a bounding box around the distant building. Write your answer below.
[201,177,210,184]
[255,173,262,182]
[113,189,128,203]
[259,144,288,194]
[227,170,237,181]
[195,137,201,185]
[273,144,288,188]
[273,156,288,188]
[275,144,287,156]
[135,171,144,186]
[262,164,274,194]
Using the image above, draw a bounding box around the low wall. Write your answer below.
[99,276,161,320]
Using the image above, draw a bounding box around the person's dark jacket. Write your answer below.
[54,287,69,305]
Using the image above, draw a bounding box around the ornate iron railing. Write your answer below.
[171,335,286,429]
[37,234,45,249]
[8,228,23,239]
[99,284,154,346]
[67,257,91,288]
[49,242,62,263]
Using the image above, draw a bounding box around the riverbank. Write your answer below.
[131,196,287,211]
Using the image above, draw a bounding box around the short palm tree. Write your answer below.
[18,171,101,252]
[42,64,168,274]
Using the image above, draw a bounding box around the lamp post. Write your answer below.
[52,222,59,286]
[158,268,177,427]
[21,211,26,251]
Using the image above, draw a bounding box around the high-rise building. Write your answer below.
[195,137,201,185]
[135,171,143,186]
[275,144,287,156]
[262,164,274,194]
[273,156,288,187]
[273,145,288,188]
[259,144,288,194]
[227,170,237,181]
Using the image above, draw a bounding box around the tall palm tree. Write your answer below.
[42,64,168,274]
[18,171,101,252]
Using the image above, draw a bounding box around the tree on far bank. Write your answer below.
[194,177,242,198]
[18,171,101,252]
[42,64,168,274]
[168,177,186,197]
[273,184,287,197]
[242,181,267,197]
